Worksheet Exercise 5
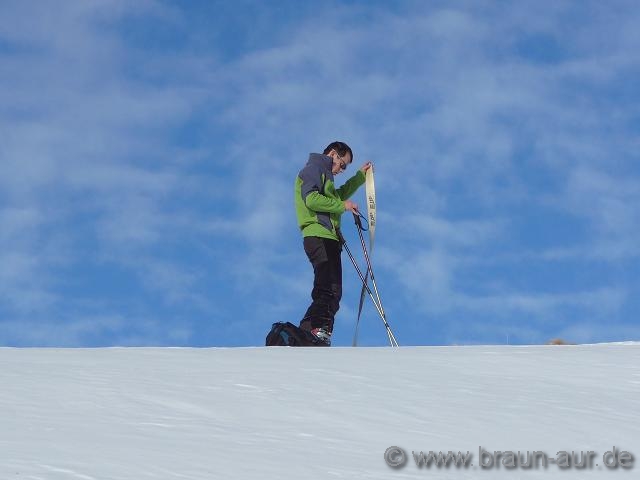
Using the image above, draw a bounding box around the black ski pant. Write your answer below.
[300,236,342,333]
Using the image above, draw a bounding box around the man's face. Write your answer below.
[330,150,352,175]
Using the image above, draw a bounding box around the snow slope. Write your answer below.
[2,344,639,479]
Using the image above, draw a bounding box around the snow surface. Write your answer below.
[2,344,639,479]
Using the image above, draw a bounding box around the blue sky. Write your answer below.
[1,0,639,347]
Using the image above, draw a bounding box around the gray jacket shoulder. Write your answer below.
[298,154,333,199]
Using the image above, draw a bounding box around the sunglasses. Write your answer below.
[336,153,348,171]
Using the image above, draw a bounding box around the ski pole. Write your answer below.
[341,238,397,346]
[352,212,399,347]
[353,214,385,320]
[338,226,399,347]
[352,232,370,346]
[352,210,372,346]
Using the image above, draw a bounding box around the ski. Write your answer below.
[353,167,376,346]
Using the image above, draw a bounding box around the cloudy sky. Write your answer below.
[1,0,639,347]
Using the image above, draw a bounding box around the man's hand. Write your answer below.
[344,200,359,213]
[360,161,373,173]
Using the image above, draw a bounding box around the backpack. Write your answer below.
[265,322,326,347]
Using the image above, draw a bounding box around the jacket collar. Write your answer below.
[308,153,333,171]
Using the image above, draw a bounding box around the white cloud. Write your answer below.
[1,0,638,345]
[565,167,640,236]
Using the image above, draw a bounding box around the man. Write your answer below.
[294,141,372,346]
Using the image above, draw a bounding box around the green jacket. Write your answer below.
[294,153,365,241]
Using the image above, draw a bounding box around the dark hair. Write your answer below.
[323,141,353,162]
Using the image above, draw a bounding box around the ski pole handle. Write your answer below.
[352,211,368,231]
[353,212,363,230]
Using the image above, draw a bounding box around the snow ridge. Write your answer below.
[2,344,639,479]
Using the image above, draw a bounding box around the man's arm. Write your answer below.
[336,169,366,201]
[300,164,345,214]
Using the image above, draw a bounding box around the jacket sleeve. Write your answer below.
[300,165,345,214]
[336,170,366,200]
[305,191,345,214]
